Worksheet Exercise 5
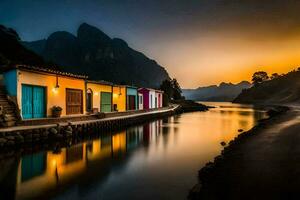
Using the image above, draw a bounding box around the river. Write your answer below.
[0,102,266,200]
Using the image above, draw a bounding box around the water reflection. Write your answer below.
[0,102,266,200]
[7,121,161,200]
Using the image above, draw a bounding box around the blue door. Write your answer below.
[22,85,46,119]
[22,85,33,119]
[33,87,45,118]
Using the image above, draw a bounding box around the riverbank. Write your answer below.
[188,105,295,199]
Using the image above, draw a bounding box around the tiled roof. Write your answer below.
[86,80,113,86]
[112,84,138,89]
[1,64,88,79]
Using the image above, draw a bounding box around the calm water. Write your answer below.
[0,102,266,200]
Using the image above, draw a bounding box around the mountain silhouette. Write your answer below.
[183,81,251,102]
[23,23,170,87]
[0,25,47,66]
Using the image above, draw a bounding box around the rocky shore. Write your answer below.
[188,105,290,199]
[173,99,210,112]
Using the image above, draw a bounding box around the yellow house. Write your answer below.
[2,65,87,119]
[112,85,126,112]
[86,80,113,113]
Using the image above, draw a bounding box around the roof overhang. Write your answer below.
[1,64,88,79]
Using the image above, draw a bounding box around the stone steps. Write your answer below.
[0,87,18,127]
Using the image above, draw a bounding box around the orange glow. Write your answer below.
[143,32,300,88]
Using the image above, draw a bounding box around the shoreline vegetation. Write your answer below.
[188,105,290,199]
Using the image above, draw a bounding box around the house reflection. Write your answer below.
[127,126,143,151]
[112,131,126,158]
[13,120,163,200]
[20,152,46,182]
[142,120,163,147]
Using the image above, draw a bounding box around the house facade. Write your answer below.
[138,88,163,109]
[1,65,165,122]
[126,86,138,110]
[2,65,87,119]
[86,80,113,113]
[112,85,126,112]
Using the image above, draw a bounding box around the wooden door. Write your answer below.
[127,95,136,110]
[66,89,83,115]
[100,92,112,112]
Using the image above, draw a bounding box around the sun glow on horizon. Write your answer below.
[145,32,300,88]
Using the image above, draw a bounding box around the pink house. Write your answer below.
[138,88,163,109]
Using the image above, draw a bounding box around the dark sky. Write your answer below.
[2,0,300,87]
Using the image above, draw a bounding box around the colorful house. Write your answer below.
[138,88,163,109]
[1,64,164,121]
[126,86,138,110]
[112,85,126,112]
[2,65,88,119]
[86,80,113,113]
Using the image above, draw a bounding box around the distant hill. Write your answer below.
[0,25,47,66]
[234,69,300,104]
[183,81,251,102]
[23,23,170,88]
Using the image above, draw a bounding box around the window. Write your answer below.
[86,88,93,112]
[139,96,143,104]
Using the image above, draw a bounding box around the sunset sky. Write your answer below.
[1,0,300,88]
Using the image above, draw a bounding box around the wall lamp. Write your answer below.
[55,75,60,89]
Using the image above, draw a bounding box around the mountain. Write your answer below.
[23,23,170,88]
[0,25,46,66]
[234,69,300,104]
[183,81,251,102]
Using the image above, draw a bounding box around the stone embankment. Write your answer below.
[0,102,209,151]
[0,106,175,149]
